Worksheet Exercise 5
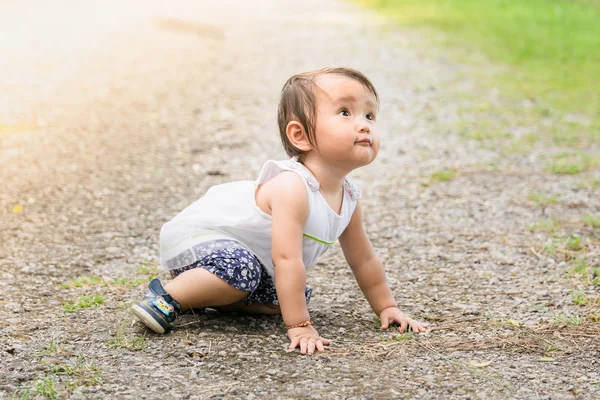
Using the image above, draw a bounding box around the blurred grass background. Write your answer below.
[357,0,600,119]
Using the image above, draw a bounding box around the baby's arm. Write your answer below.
[338,201,427,333]
[261,172,331,354]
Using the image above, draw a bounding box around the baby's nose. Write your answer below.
[358,122,370,133]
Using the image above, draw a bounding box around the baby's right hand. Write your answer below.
[287,325,331,355]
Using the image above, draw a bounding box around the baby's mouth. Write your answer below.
[355,138,372,146]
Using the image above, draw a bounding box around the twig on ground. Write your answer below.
[530,247,544,259]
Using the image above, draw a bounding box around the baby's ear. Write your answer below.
[286,121,313,152]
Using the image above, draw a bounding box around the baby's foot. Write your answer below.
[132,278,180,333]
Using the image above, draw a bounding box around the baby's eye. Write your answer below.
[366,113,375,121]
[339,109,350,117]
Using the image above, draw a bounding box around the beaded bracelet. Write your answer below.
[286,320,313,329]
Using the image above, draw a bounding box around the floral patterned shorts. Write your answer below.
[168,239,312,305]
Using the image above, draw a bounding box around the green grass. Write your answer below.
[460,129,511,141]
[504,133,540,154]
[59,263,159,289]
[62,295,105,313]
[571,290,588,306]
[549,152,594,175]
[578,176,600,190]
[18,377,58,399]
[16,355,103,399]
[566,236,583,251]
[107,309,148,350]
[553,313,584,326]
[357,0,600,117]
[431,169,457,182]
[583,215,600,228]
[59,276,105,289]
[528,218,561,233]
[528,192,559,206]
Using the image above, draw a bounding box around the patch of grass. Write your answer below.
[460,129,511,141]
[431,169,457,182]
[137,263,159,275]
[528,192,559,206]
[18,377,58,399]
[107,309,147,350]
[36,337,62,359]
[549,152,593,175]
[107,334,147,351]
[112,276,151,286]
[588,314,600,323]
[528,218,561,233]
[550,122,600,147]
[567,257,600,286]
[59,276,105,289]
[583,215,600,228]
[18,356,104,398]
[380,332,415,342]
[543,241,556,255]
[357,0,600,118]
[571,290,588,306]
[504,132,540,154]
[593,269,600,286]
[62,294,105,313]
[570,257,589,276]
[553,313,584,326]
[577,175,600,190]
[49,356,103,388]
[566,236,583,252]
[60,263,159,289]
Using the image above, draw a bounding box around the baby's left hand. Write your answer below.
[379,307,428,333]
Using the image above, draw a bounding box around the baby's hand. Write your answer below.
[379,307,428,333]
[287,325,331,355]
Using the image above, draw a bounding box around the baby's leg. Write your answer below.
[164,268,248,310]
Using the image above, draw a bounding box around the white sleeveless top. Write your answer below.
[159,157,361,279]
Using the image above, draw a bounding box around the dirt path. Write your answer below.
[1,0,599,399]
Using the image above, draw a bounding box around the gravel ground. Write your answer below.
[1,0,599,399]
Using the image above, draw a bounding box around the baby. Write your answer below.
[132,67,427,354]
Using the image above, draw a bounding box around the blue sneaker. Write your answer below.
[132,278,181,334]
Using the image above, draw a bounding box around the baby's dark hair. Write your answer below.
[277,67,379,161]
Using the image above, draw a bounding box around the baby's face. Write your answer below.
[312,74,379,169]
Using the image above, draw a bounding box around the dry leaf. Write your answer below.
[506,319,520,327]
[539,357,555,362]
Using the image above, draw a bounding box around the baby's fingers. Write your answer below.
[398,318,408,333]
[408,319,428,333]
[289,336,301,350]
[307,338,316,355]
[319,337,332,345]
[300,337,308,354]
[316,340,325,352]
[410,321,427,332]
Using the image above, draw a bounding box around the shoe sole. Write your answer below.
[131,304,167,334]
